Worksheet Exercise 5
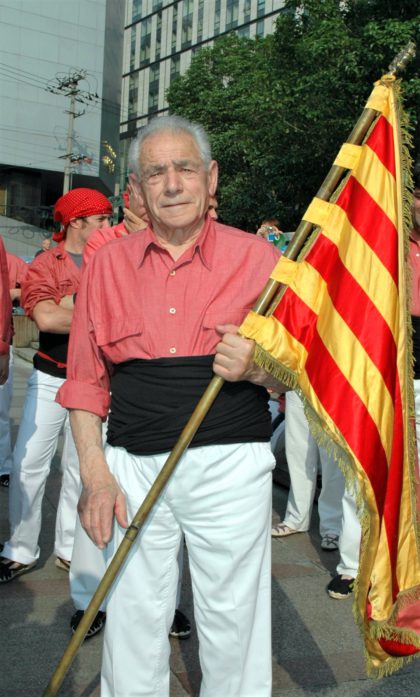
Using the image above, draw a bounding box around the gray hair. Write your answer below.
[128,114,212,180]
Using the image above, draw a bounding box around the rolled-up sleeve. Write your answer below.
[56,257,111,419]
[21,252,63,318]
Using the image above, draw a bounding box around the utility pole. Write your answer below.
[46,70,98,193]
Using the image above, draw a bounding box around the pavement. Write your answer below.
[2,353,420,696]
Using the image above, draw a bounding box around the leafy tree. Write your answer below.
[167,0,419,230]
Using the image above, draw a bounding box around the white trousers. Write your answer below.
[283,391,345,536]
[4,369,80,565]
[101,442,275,697]
[336,486,361,578]
[70,519,184,614]
[0,348,13,475]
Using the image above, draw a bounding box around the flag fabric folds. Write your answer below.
[240,75,420,677]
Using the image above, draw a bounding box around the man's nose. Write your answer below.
[164,167,182,193]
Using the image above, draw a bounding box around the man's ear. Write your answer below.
[68,218,83,231]
[208,160,218,197]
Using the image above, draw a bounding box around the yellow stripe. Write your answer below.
[322,205,399,341]
[240,312,308,376]
[353,146,397,227]
[264,257,396,461]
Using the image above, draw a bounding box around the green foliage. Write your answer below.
[166,0,420,231]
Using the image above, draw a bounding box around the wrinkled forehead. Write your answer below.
[140,129,202,166]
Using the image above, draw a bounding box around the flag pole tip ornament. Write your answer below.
[240,60,420,678]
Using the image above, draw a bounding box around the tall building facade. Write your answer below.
[120,0,285,184]
[0,0,124,228]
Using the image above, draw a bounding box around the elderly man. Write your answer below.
[0,188,112,584]
[57,116,282,696]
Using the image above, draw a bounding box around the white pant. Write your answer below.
[336,486,361,578]
[4,369,80,565]
[0,348,13,475]
[101,441,274,697]
[283,391,344,536]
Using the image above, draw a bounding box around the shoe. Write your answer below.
[327,575,354,599]
[70,610,106,639]
[0,557,36,583]
[0,474,9,487]
[321,533,339,551]
[55,557,71,572]
[169,609,191,639]
[271,522,301,538]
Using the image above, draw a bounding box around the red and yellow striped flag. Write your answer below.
[241,75,420,677]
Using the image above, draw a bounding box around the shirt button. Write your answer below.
[169,347,177,354]
[169,307,176,314]
[169,270,176,276]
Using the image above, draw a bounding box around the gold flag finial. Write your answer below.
[388,40,416,76]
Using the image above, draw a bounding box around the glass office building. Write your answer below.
[120,0,285,182]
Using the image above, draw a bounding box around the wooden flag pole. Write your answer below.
[42,41,415,697]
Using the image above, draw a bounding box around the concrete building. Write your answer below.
[0,0,124,230]
[120,0,285,183]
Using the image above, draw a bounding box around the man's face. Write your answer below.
[137,130,217,238]
[78,214,112,242]
[127,181,149,222]
[208,196,218,220]
[413,188,420,232]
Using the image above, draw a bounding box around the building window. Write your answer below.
[156,12,162,61]
[172,5,178,52]
[257,0,266,18]
[197,0,204,43]
[182,0,193,49]
[152,0,163,10]
[132,0,143,23]
[214,0,221,36]
[256,18,265,36]
[140,18,152,67]
[148,63,160,113]
[226,0,239,31]
[170,55,181,81]
[244,0,251,22]
[128,74,139,118]
[238,25,250,38]
[130,27,137,70]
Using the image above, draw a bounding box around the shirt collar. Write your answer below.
[52,241,68,259]
[137,215,216,270]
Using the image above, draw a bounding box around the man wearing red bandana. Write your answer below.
[0,188,112,585]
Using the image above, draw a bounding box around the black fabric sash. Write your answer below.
[107,356,272,455]
[33,332,68,378]
[412,315,420,379]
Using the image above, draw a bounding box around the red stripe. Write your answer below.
[305,332,388,514]
[304,234,397,397]
[365,115,396,177]
[336,177,398,285]
[272,289,317,351]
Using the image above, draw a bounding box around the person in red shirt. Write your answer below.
[0,237,12,386]
[0,188,112,587]
[0,253,28,487]
[83,180,149,265]
[58,116,284,696]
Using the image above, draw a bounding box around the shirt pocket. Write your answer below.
[202,306,252,331]
[95,316,144,349]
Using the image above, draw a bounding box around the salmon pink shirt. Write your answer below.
[57,218,280,419]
